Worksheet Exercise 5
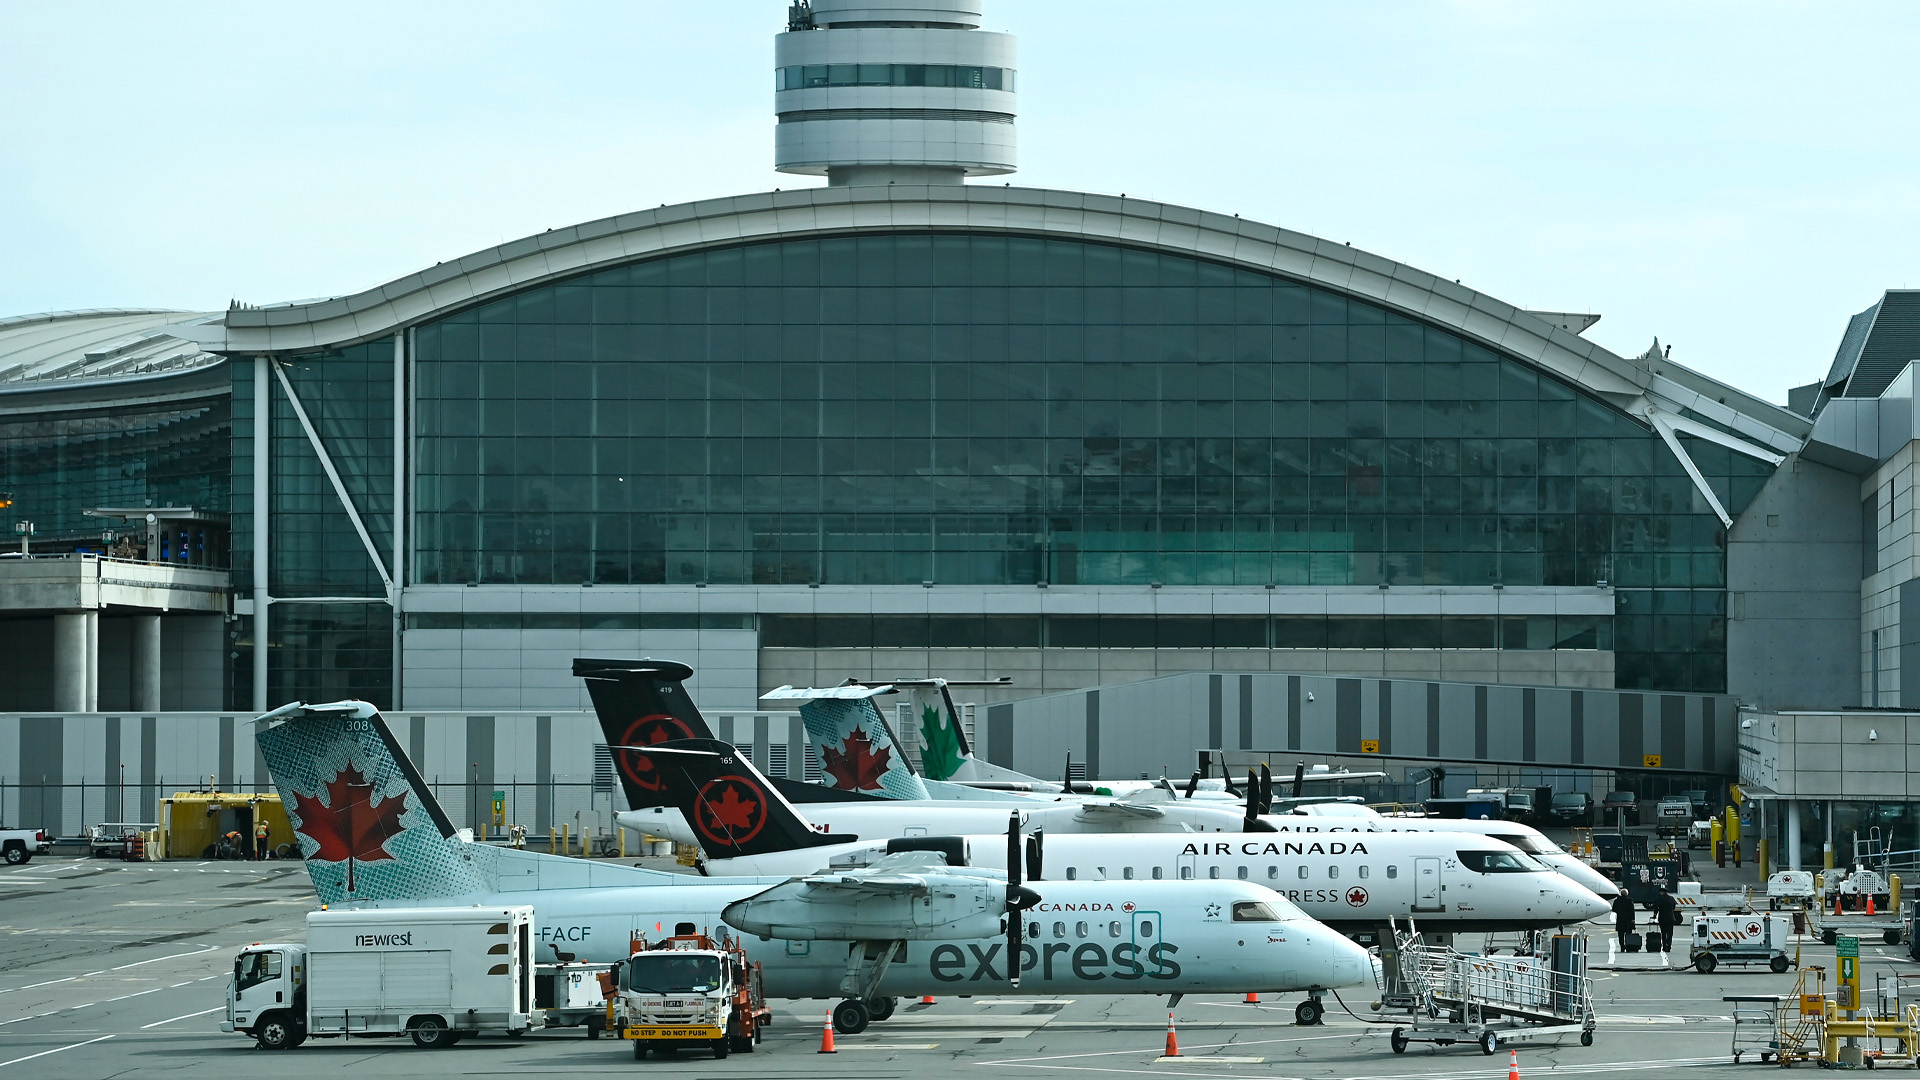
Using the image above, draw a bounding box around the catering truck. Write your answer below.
[223,905,535,1049]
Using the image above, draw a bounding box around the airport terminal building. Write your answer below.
[0,2,1900,858]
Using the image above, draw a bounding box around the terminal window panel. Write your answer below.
[408,235,1772,692]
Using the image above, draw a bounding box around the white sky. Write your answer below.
[3,2,1915,405]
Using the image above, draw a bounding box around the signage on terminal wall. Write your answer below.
[1643,754,1663,768]
[1360,740,1380,754]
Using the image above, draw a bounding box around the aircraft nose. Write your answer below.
[1321,932,1375,988]
[1564,882,1612,922]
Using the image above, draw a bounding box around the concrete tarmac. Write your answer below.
[4,853,1914,1078]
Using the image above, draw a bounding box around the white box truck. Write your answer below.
[223,905,535,1049]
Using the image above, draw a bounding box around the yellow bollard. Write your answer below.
[1758,838,1769,882]
[619,828,627,859]
[1893,873,1903,913]
[562,823,571,856]
[549,827,556,854]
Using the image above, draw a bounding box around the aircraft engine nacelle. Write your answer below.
[721,875,1008,941]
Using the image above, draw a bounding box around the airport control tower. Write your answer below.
[774,0,1016,185]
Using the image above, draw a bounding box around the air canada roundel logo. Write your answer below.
[1746,921,1762,937]
[1345,886,1369,907]
[615,714,697,793]
[693,776,767,847]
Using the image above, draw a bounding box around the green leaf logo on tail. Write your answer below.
[919,703,965,780]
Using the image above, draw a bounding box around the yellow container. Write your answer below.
[157,792,292,859]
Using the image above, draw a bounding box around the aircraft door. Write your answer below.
[1176,852,1197,880]
[1413,857,1443,912]
[1129,909,1165,977]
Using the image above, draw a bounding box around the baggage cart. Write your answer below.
[1723,994,1786,1064]
[1381,921,1596,1056]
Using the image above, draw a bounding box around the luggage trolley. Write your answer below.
[1723,995,1786,1064]
[1381,921,1597,1056]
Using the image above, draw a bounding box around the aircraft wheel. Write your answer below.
[1390,1028,1408,1054]
[867,996,896,1022]
[834,998,871,1035]
[1294,998,1324,1026]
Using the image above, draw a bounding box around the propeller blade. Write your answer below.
[1243,769,1260,830]
[1260,763,1273,814]
[1183,770,1201,799]
[1007,813,1021,889]
[1006,812,1025,988]
[1025,831,1044,881]
[1194,751,1210,781]
[1292,762,1306,799]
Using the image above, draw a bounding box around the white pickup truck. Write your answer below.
[0,827,50,865]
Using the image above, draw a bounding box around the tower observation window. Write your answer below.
[780,64,1012,91]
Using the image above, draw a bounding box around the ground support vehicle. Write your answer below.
[536,961,611,1036]
[613,931,769,1060]
[88,822,157,857]
[1655,798,1693,841]
[222,905,535,1049]
[1767,870,1815,909]
[1380,921,1595,1056]
[0,826,49,864]
[1724,994,1787,1064]
[1548,793,1593,827]
[1689,914,1793,974]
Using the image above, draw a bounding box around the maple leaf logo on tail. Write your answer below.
[613,714,698,795]
[692,777,766,847]
[289,762,408,863]
[919,703,965,781]
[823,726,893,791]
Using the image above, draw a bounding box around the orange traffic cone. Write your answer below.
[1508,1047,1520,1080]
[818,1009,837,1054]
[1244,992,1260,1004]
[921,996,935,1004]
[1163,1012,1180,1057]
[1836,890,1845,917]
[1868,892,1878,916]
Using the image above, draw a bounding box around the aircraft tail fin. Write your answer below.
[895,680,1047,788]
[641,738,852,858]
[762,685,931,800]
[255,701,488,907]
[574,657,716,810]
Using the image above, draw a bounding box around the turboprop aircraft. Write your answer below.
[581,659,1271,842]
[647,739,1613,941]
[254,700,1374,1035]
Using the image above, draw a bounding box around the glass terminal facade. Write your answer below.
[407,234,1773,693]
[778,64,1013,91]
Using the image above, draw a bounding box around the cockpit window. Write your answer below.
[1231,901,1280,922]
[1456,850,1540,874]
[1490,833,1550,854]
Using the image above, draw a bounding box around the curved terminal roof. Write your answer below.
[0,309,223,392]
[182,185,1807,457]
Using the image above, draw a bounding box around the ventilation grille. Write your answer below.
[592,745,613,796]
[767,743,790,780]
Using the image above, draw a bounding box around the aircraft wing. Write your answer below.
[1070,801,1166,822]
[722,854,1016,940]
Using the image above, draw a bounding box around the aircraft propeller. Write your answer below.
[1005,814,1042,987]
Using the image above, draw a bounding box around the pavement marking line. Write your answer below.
[141,1005,224,1029]
[110,946,218,971]
[0,1034,115,1069]
[0,976,78,995]
[1153,1056,1264,1064]
[838,1043,941,1050]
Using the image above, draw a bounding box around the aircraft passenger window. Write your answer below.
[1123,867,1134,880]
[1180,866,1193,880]
[1231,901,1279,922]
[1387,865,1399,879]
[1029,922,1040,938]
[1297,866,1309,879]
[1109,921,1122,937]
[1359,865,1370,879]
[1140,920,1153,935]
[1456,850,1536,874]
[1267,865,1279,880]
[1236,866,1248,880]
[1153,866,1164,879]
[1208,866,1220,880]
[1053,922,1066,937]
[1095,866,1107,880]
[1328,865,1339,879]
[1066,866,1078,880]
[1075,921,1088,938]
